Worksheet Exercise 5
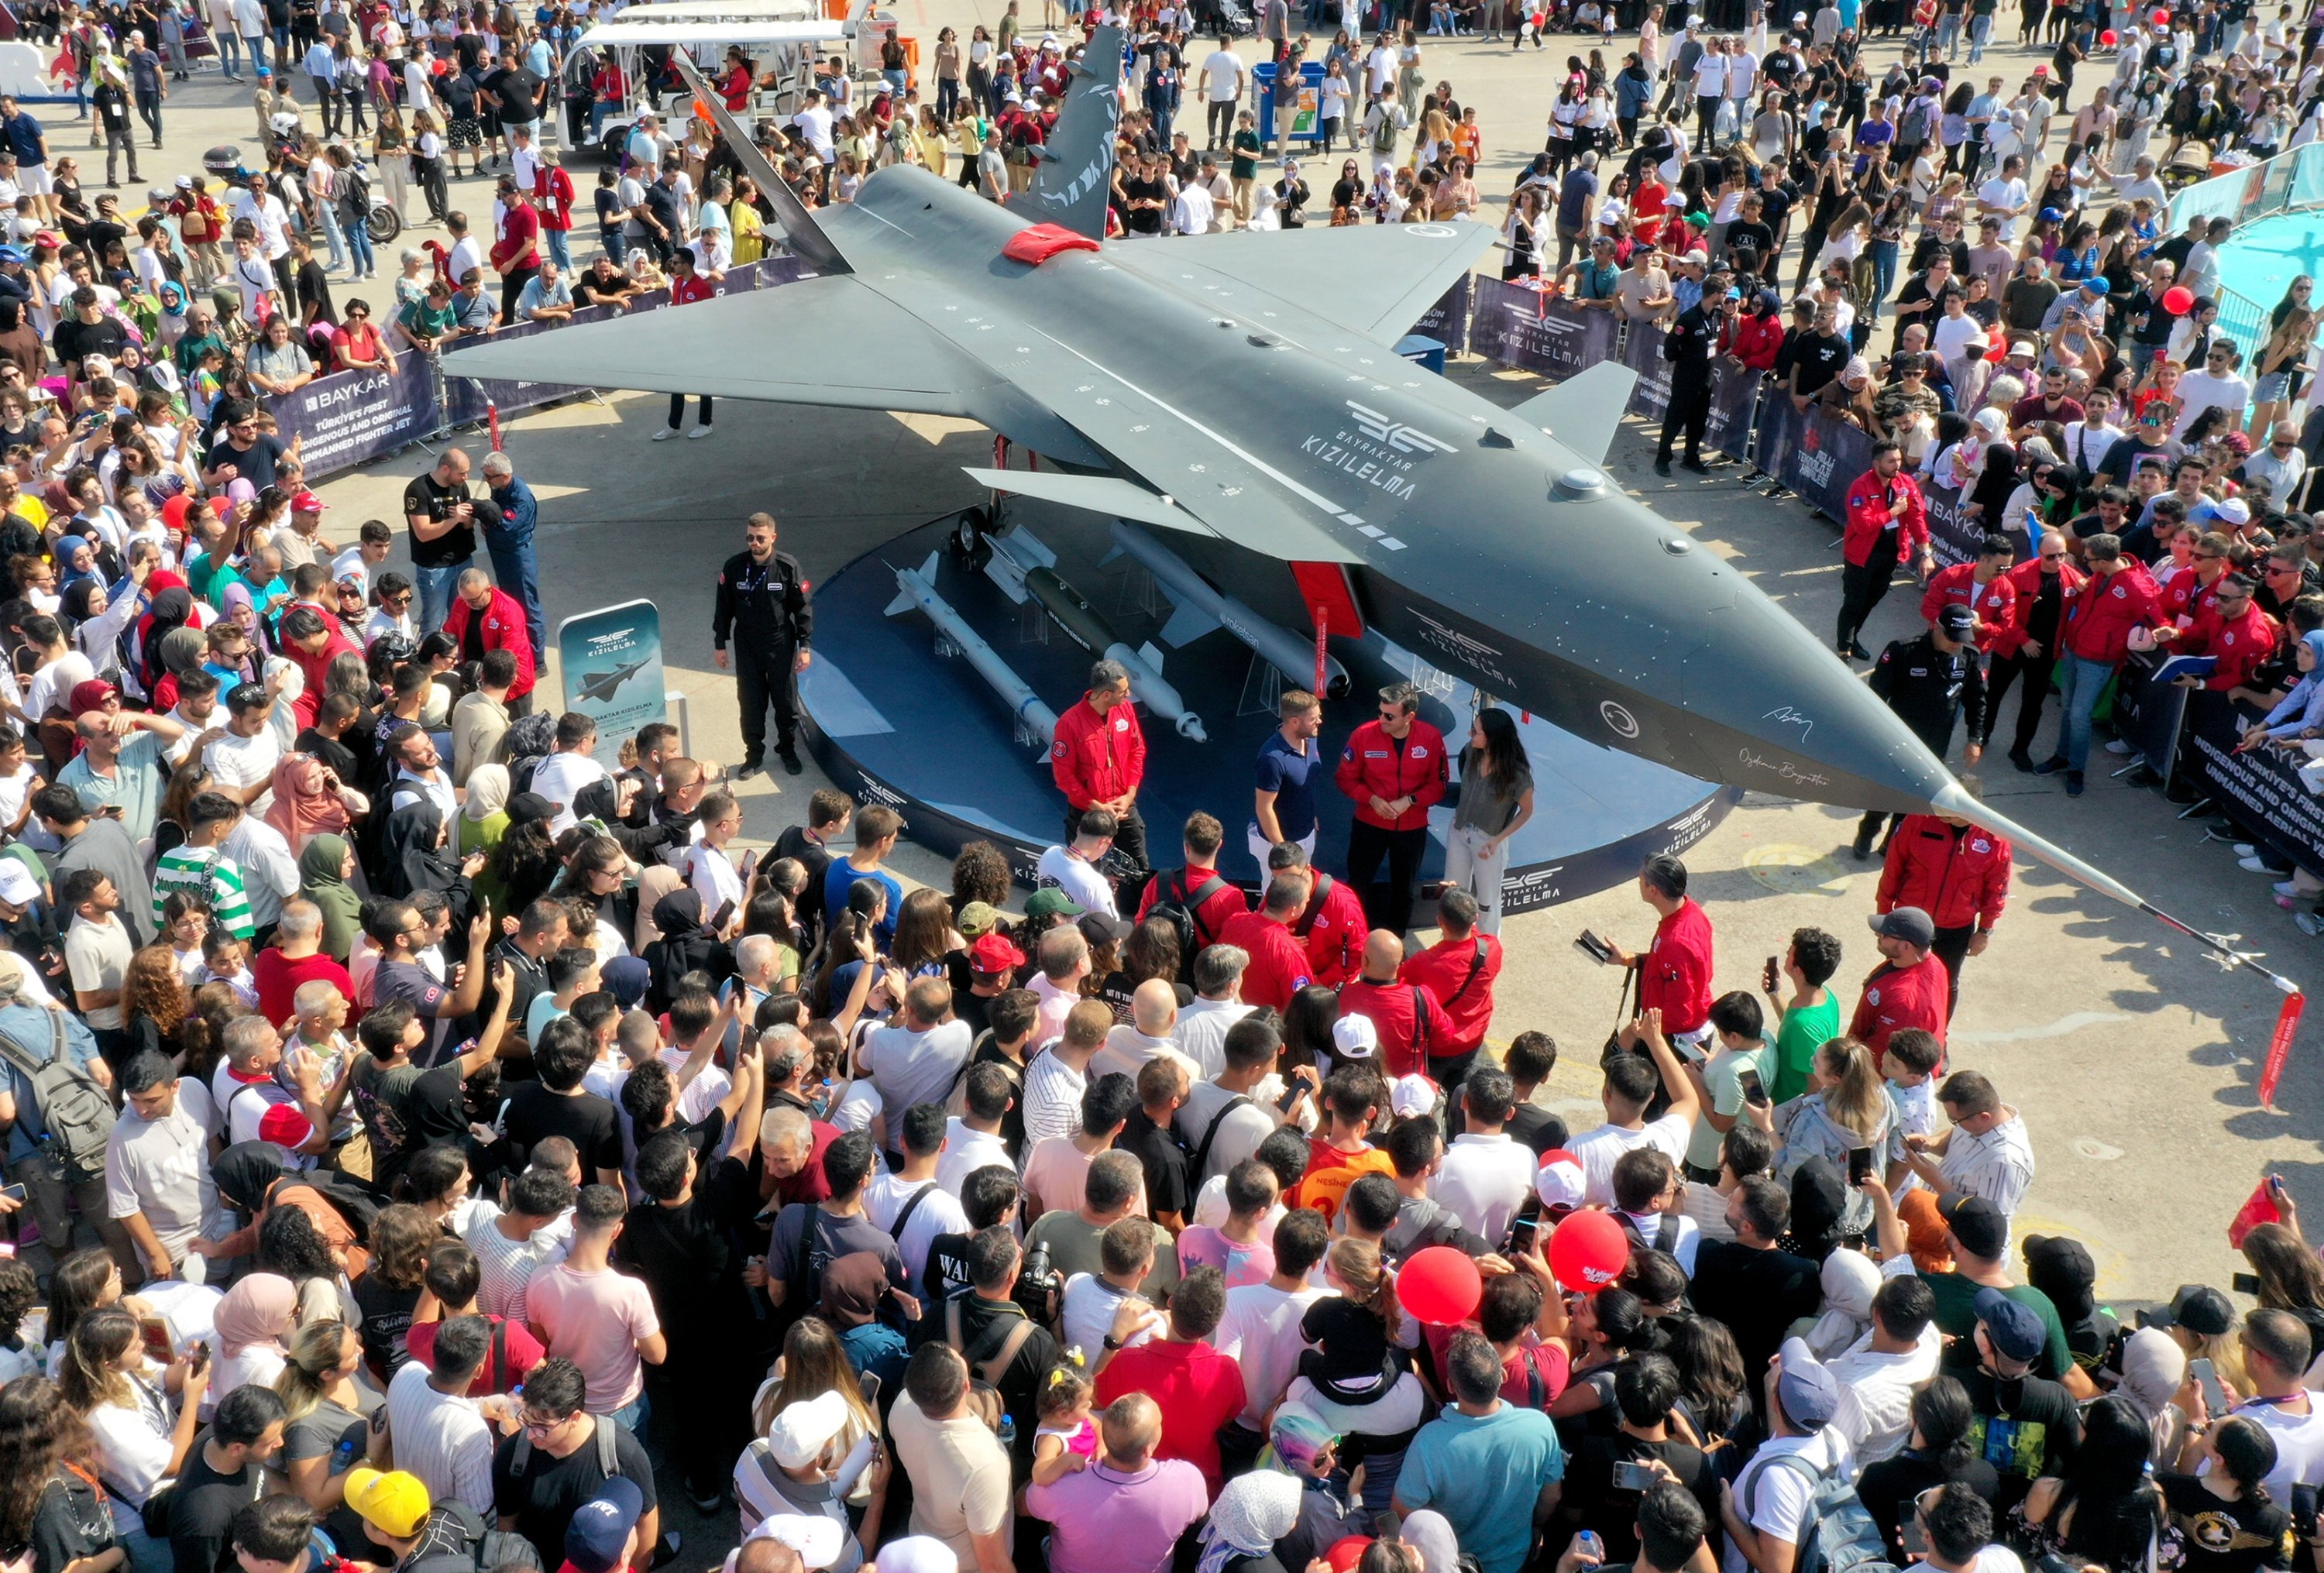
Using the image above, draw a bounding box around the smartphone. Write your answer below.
[1510,1217,1540,1243]
[1611,1460,1659,1490]
[139,1315,172,1363]
[1899,1516,1930,1557]
[1574,929,1615,965]
[0,1184,26,1204]
[2192,1356,2228,1413]
[1276,1079,1305,1113]
[1671,1035,1708,1065]
[1763,954,1781,993]
[740,848,760,884]
[710,897,737,932]
[2234,1271,2264,1295]
[1737,1066,1770,1108]
[1849,1146,1876,1187]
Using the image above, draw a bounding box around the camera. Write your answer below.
[1014,1238,1063,1327]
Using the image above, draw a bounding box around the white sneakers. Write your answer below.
[651,427,679,441]
[687,424,715,440]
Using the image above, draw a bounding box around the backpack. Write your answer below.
[0,1011,113,1182]
[1740,1450,1899,1573]
[401,1503,541,1573]
[1615,1211,1683,1255]
[1146,867,1228,972]
[505,1413,618,1481]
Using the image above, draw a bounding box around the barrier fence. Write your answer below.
[2164,141,2324,358]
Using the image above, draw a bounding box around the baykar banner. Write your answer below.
[270,355,438,479]
[558,599,667,770]
[1466,280,1620,380]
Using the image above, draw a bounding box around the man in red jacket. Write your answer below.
[1052,658,1150,881]
[1876,810,2010,1008]
[1397,888,1501,1087]
[1333,680,1447,936]
[276,605,363,730]
[1338,929,1441,1080]
[1265,840,1363,989]
[1920,532,2018,655]
[443,568,538,711]
[1979,530,2084,771]
[1837,440,1935,661]
[532,146,577,271]
[1137,810,1247,955]
[486,178,541,325]
[1215,877,1315,1011]
[1604,853,1714,1049]
[2036,532,2161,796]
[2156,572,2281,700]
[1849,905,1950,1056]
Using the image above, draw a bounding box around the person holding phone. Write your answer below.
[1677,992,1773,1187]
[1556,1355,1721,1563]
[1762,928,1844,1104]
[1600,854,1717,1053]
[1569,1007,1703,1210]
[681,788,746,936]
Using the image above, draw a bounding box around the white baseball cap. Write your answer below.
[1331,1015,1378,1059]
[767,1391,851,1470]
[1536,1149,1587,1211]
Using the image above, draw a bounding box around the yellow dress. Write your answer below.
[731,198,767,264]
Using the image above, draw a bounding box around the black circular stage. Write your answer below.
[799,506,1741,916]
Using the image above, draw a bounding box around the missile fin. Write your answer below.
[1140,641,1166,673]
[1159,602,1219,647]
[883,585,913,617]
[1508,362,1639,465]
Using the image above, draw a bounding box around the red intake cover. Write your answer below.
[1001,222,1102,264]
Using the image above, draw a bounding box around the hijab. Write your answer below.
[1802,1248,1882,1358]
[1196,1470,1305,1573]
[642,889,732,1010]
[212,1141,287,1218]
[265,753,350,851]
[463,762,510,822]
[213,1272,297,1358]
[298,833,361,961]
[1785,1156,1848,1262]
[139,586,193,689]
[1397,1512,1462,1573]
[378,801,458,902]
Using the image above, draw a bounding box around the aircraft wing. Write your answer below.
[438,273,1111,464]
[1103,220,1500,348]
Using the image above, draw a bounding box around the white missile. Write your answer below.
[884,552,1060,749]
[982,529,1208,742]
[1103,523,1352,699]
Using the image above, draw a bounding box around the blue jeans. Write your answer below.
[602,228,627,265]
[1967,12,1992,56]
[543,227,571,270]
[413,559,466,631]
[312,200,348,271]
[607,1391,651,1434]
[2054,653,2113,770]
[344,216,373,276]
[1868,238,1899,322]
[111,1496,170,1573]
[486,532,545,655]
[2129,340,2159,376]
[218,29,242,74]
[1937,9,1962,50]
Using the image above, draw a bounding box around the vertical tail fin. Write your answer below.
[1018,25,1125,239]
[668,53,852,276]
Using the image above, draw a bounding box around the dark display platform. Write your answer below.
[798,507,1740,915]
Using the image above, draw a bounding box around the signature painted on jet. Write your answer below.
[1738,748,1831,788]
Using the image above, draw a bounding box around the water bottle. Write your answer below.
[997,1415,1016,1449]
[332,1434,359,1475]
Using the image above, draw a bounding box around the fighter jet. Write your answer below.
[574,658,651,703]
[442,32,2295,984]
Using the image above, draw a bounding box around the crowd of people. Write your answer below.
[0,6,2297,1573]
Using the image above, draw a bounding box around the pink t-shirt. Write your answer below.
[521,1262,659,1412]
[1174,1226,1274,1290]
[1021,1139,1147,1219]
[1023,1458,1210,1573]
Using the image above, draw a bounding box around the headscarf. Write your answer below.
[211,1141,286,1218]
[378,801,458,902]
[298,833,361,961]
[642,890,732,1011]
[464,762,511,822]
[139,586,193,689]
[1195,1470,1304,1573]
[1397,1512,1462,1573]
[817,1253,890,1331]
[213,1272,297,1358]
[1261,1406,1339,1475]
[2119,1326,2188,1428]
[265,753,350,851]
[1785,1156,1848,1262]
[1801,1248,1883,1359]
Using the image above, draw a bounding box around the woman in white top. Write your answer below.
[61,1305,207,1573]
[200,1272,296,1420]
[1772,1038,1896,1241]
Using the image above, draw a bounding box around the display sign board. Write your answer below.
[557,599,667,769]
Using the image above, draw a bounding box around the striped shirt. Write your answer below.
[462,1200,569,1321]
[151,845,255,939]
[1937,1109,2037,1220]
[1020,1047,1088,1151]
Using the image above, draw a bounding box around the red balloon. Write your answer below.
[1398,1245,1484,1324]
[2162,285,2195,314]
[1325,1540,1373,1573]
[2099,26,2118,43]
[1985,329,2008,363]
[2150,7,2169,22]
[1548,1209,1631,1292]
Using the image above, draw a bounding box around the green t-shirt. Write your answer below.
[1685,1040,1772,1170]
[1769,991,1842,1104]
[1231,129,1262,180]
[1921,1272,2073,1382]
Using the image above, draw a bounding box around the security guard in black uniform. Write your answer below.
[1655,272,1731,477]
[712,510,814,777]
[1855,601,1987,858]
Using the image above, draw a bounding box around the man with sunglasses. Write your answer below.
[2256,545,2319,621]
[2239,419,2310,503]
[2095,409,2178,486]
[490,1360,659,1557]
[1335,681,1447,938]
[2155,572,2282,702]
[2173,339,2254,441]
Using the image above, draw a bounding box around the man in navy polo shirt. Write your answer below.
[1250,688,1324,865]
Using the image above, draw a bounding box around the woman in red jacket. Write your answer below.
[1721,288,1785,372]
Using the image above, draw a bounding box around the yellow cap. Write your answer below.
[344,1468,431,1538]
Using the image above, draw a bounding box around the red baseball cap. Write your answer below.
[291,490,325,512]
[968,931,1026,975]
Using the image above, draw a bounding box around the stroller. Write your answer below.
[2159,136,2217,193]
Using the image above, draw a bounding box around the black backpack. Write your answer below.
[401,1503,542,1573]
[1146,867,1229,971]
